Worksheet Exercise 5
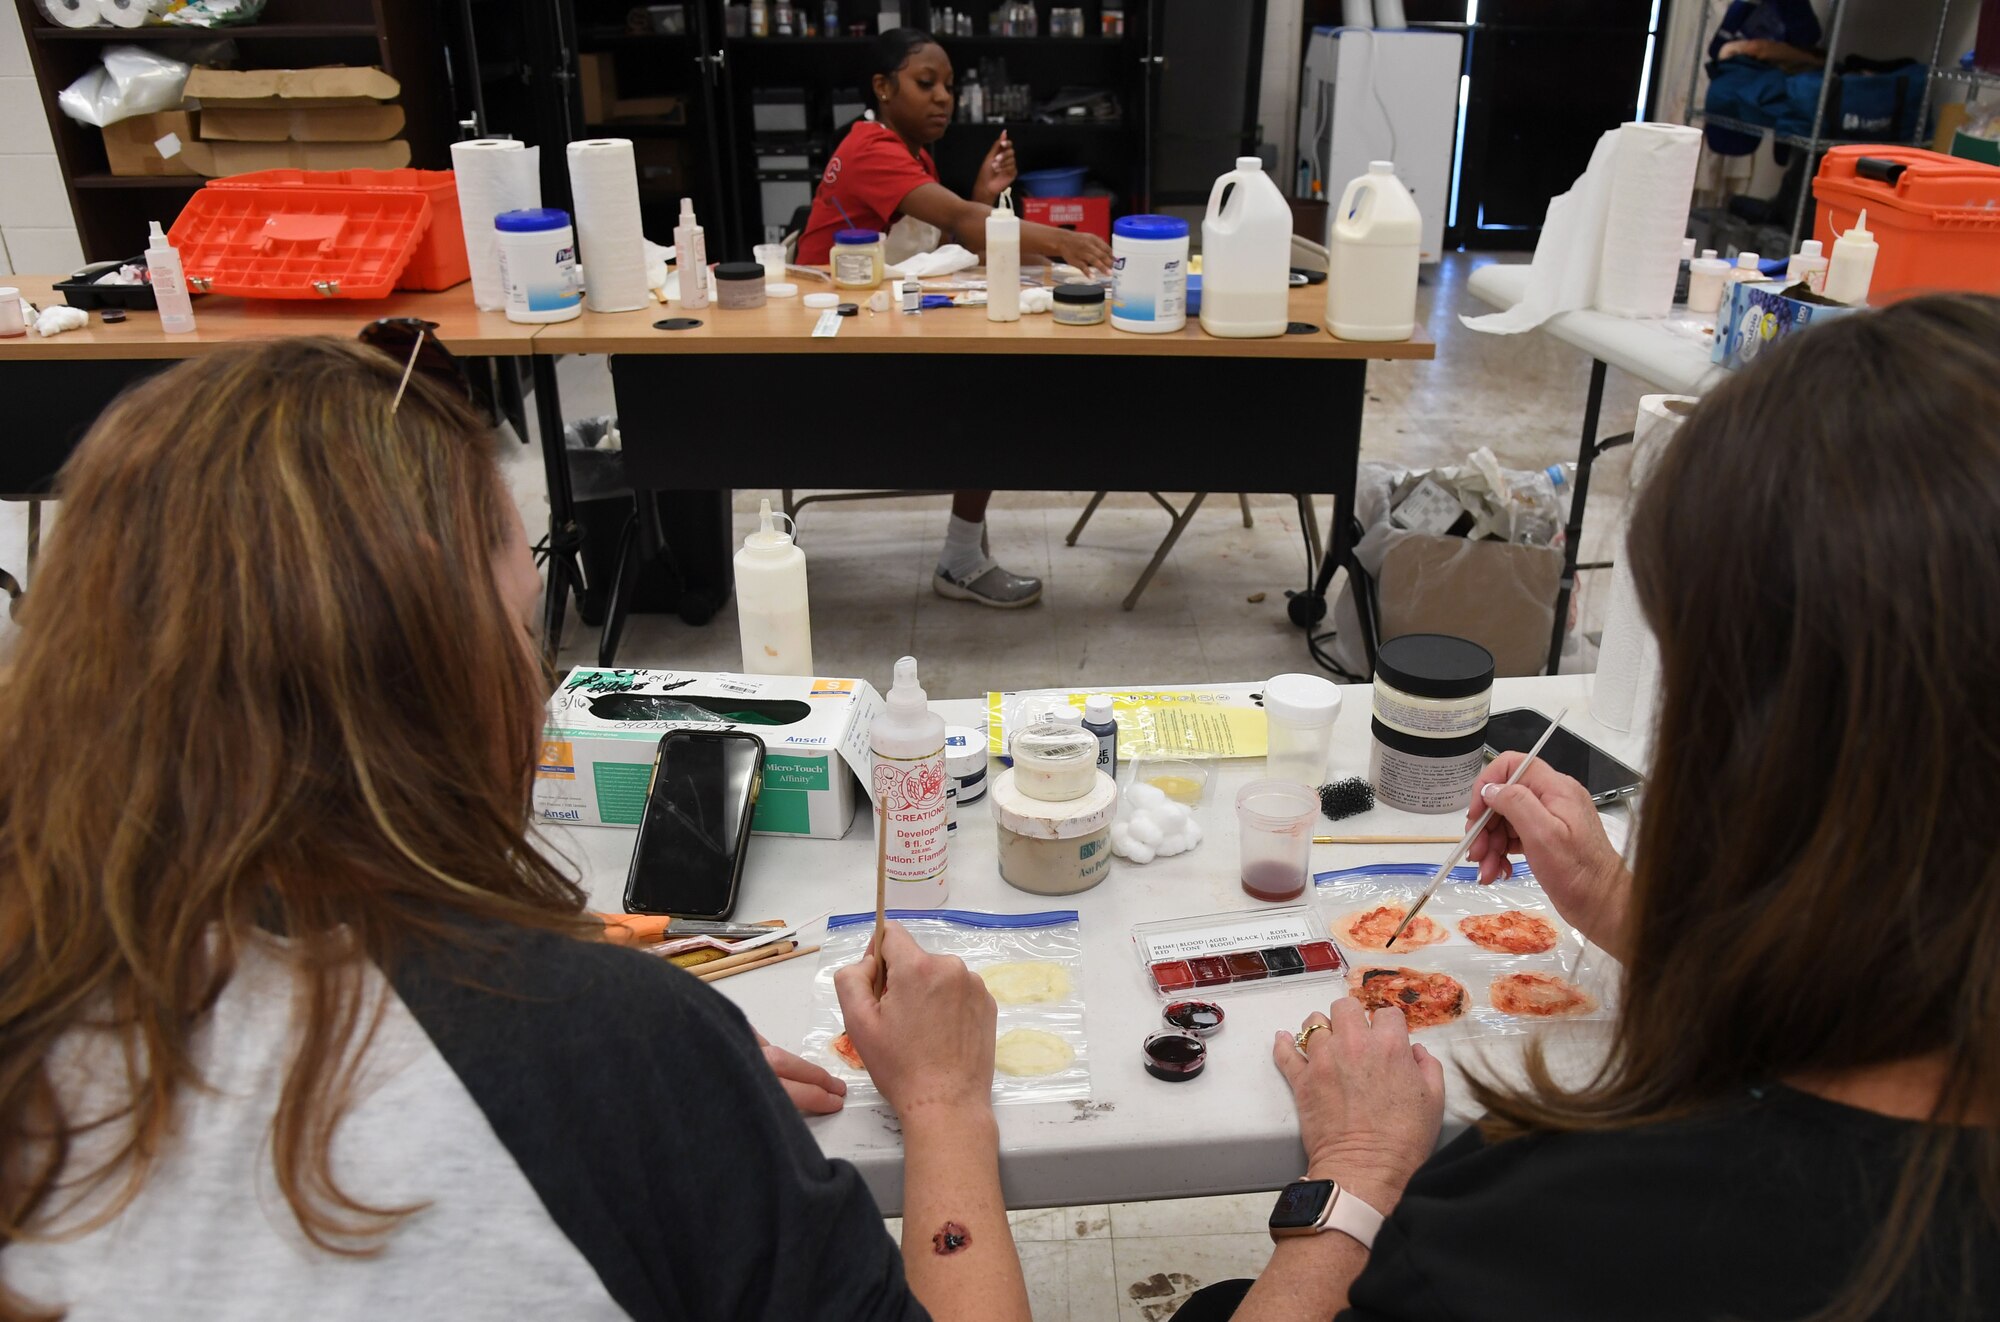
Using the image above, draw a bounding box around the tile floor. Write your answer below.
[0,251,1657,1318]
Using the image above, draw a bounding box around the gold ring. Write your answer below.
[1294,1023,1329,1055]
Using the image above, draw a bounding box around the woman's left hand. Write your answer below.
[756,1030,848,1115]
[1272,998,1445,1213]
[974,132,1017,204]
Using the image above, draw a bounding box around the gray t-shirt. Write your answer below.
[5,924,924,1321]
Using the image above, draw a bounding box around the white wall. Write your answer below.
[0,1,83,277]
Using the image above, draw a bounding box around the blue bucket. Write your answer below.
[1017,166,1088,197]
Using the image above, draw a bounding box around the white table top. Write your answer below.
[541,673,1644,1213]
[1466,264,1730,399]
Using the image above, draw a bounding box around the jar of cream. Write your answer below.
[945,724,988,807]
[1369,721,1487,814]
[1052,282,1106,326]
[832,228,884,288]
[990,765,1118,896]
[1009,722,1100,801]
[714,262,768,309]
[1371,633,1494,738]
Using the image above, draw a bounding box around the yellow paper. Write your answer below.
[985,684,1269,760]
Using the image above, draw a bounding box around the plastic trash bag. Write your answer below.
[57,45,190,127]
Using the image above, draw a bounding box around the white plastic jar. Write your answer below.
[1009,722,1100,801]
[990,766,1118,896]
[1262,672,1342,787]
[1110,214,1189,334]
[495,208,584,324]
[831,228,884,289]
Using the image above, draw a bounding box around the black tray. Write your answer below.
[56,258,158,311]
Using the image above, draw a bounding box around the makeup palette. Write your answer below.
[1133,905,1345,998]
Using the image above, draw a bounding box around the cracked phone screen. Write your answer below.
[625,734,759,916]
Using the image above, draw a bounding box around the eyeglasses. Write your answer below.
[356,317,495,423]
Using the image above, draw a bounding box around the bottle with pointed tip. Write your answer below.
[1822,209,1878,306]
[870,656,949,907]
[735,498,813,675]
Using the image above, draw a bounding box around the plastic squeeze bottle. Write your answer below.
[673,197,708,310]
[734,498,813,676]
[146,221,196,335]
[986,188,1021,322]
[1822,210,1878,306]
[870,656,949,908]
[1199,156,1290,338]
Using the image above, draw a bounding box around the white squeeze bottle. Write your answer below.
[1327,161,1420,342]
[1822,210,1878,306]
[986,189,1020,322]
[1199,155,1290,338]
[870,656,949,908]
[146,220,196,335]
[734,498,813,676]
[673,197,708,310]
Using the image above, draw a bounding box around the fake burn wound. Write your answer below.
[932,1222,971,1255]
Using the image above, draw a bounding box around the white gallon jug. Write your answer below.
[735,498,813,675]
[1327,160,1421,342]
[1199,155,1291,338]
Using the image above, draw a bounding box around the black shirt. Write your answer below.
[1343,1085,1996,1322]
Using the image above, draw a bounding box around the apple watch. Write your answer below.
[1267,1178,1385,1248]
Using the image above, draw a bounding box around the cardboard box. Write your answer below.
[1022,196,1111,241]
[102,110,203,177]
[1711,280,1862,370]
[537,669,882,837]
[199,104,406,143]
[579,52,616,124]
[183,65,401,109]
[199,140,411,174]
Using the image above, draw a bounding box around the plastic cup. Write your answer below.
[1126,754,1209,808]
[753,243,787,285]
[1236,779,1319,902]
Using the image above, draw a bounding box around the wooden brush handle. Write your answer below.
[695,944,820,983]
[1314,834,1461,845]
[688,940,797,978]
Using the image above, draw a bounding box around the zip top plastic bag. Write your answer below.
[803,909,1090,1107]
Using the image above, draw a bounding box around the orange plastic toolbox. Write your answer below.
[204,168,470,291]
[1812,146,2000,302]
[169,187,432,299]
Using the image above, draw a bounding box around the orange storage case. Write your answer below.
[169,186,432,299]
[205,168,471,291]
[1812,146,2000,303]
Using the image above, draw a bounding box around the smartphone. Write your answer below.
[1482,708,1643,806]
[622,730,766,919]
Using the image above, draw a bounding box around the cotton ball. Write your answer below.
[1110,821,1132,853]
[1129,813,1164,847]
[1126,840,1155,865]
[1129,782,1168,811]
[1156,832,1186,857]
[1184,820,1204,849]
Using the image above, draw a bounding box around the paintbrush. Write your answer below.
[696,944,822,983]
[1385,708,1568,949]
[869,805,889,995]
[1314,834,1461,845]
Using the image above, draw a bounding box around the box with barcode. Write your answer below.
[537,668,881,838]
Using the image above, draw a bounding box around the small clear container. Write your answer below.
[1262,672,1342,787]
[1009,722,1100,802]
[753,242,787,284]
[1125,754,1209,808]
[1236,779,1319,902]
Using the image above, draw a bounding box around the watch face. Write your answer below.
[1268,1179,1337,1230]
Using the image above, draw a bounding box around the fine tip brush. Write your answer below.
[1384,708,1568,950]
[869,804,889,995]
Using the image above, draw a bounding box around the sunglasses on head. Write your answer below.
[357,318,497,424]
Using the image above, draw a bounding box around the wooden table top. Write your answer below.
[0,278,539,360]
[3,274,1435,362]
[529,275,1435,359]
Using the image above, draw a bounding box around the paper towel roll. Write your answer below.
[1591,394,1699,736]
[39,0,102,27]
[451,139,542,313]
[96,0,160,27]
[1595,123,1702,319]
[566,139,651,314]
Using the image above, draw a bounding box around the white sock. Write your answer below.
[939,514,989,580]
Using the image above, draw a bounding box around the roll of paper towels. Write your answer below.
[39,0,102,27]
[96,0,161,27]
[566,138,652,314]
[451,139,542,312]
[1595,123,1702,319]
[1591,394,1699,738]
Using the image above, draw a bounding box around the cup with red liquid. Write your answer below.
[1235,779,1319,902]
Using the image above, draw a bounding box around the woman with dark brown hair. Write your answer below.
[1181,294,2000,1322]
[0,337,1033,1322]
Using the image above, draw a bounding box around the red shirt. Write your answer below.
[796,121,939,264]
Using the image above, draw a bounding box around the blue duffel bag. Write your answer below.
[1779,58,1928,141]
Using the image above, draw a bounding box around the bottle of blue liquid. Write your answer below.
[1083,694,1117,776]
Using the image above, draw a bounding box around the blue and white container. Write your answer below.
[1111,214,1189,334]
[496,208,584,324]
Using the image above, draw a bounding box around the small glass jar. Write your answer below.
[832,228,884,288]
[1052,282,1106,326]
[714,261,768,309]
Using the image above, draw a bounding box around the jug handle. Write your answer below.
[1339,177,1374,229]
[1205,171,1240,229]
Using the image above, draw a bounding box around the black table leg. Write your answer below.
[1546,358,1608,677]
[531,354,584,659]
[1300,358,1370,674]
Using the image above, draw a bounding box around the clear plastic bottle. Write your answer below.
[871,656,949,908]
[146,221,196,335]
[735,498,813,675]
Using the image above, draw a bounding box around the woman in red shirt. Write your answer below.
[798,29,1114,608]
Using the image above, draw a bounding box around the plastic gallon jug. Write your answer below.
[735,498,813,675]
[1199,156,1290,338]
[1327,160,1420,341]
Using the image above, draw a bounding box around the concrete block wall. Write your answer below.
[0,1,84,277]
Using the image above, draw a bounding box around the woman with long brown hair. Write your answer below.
[1180,293,2000,1321]
[0,337,1033,1321]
